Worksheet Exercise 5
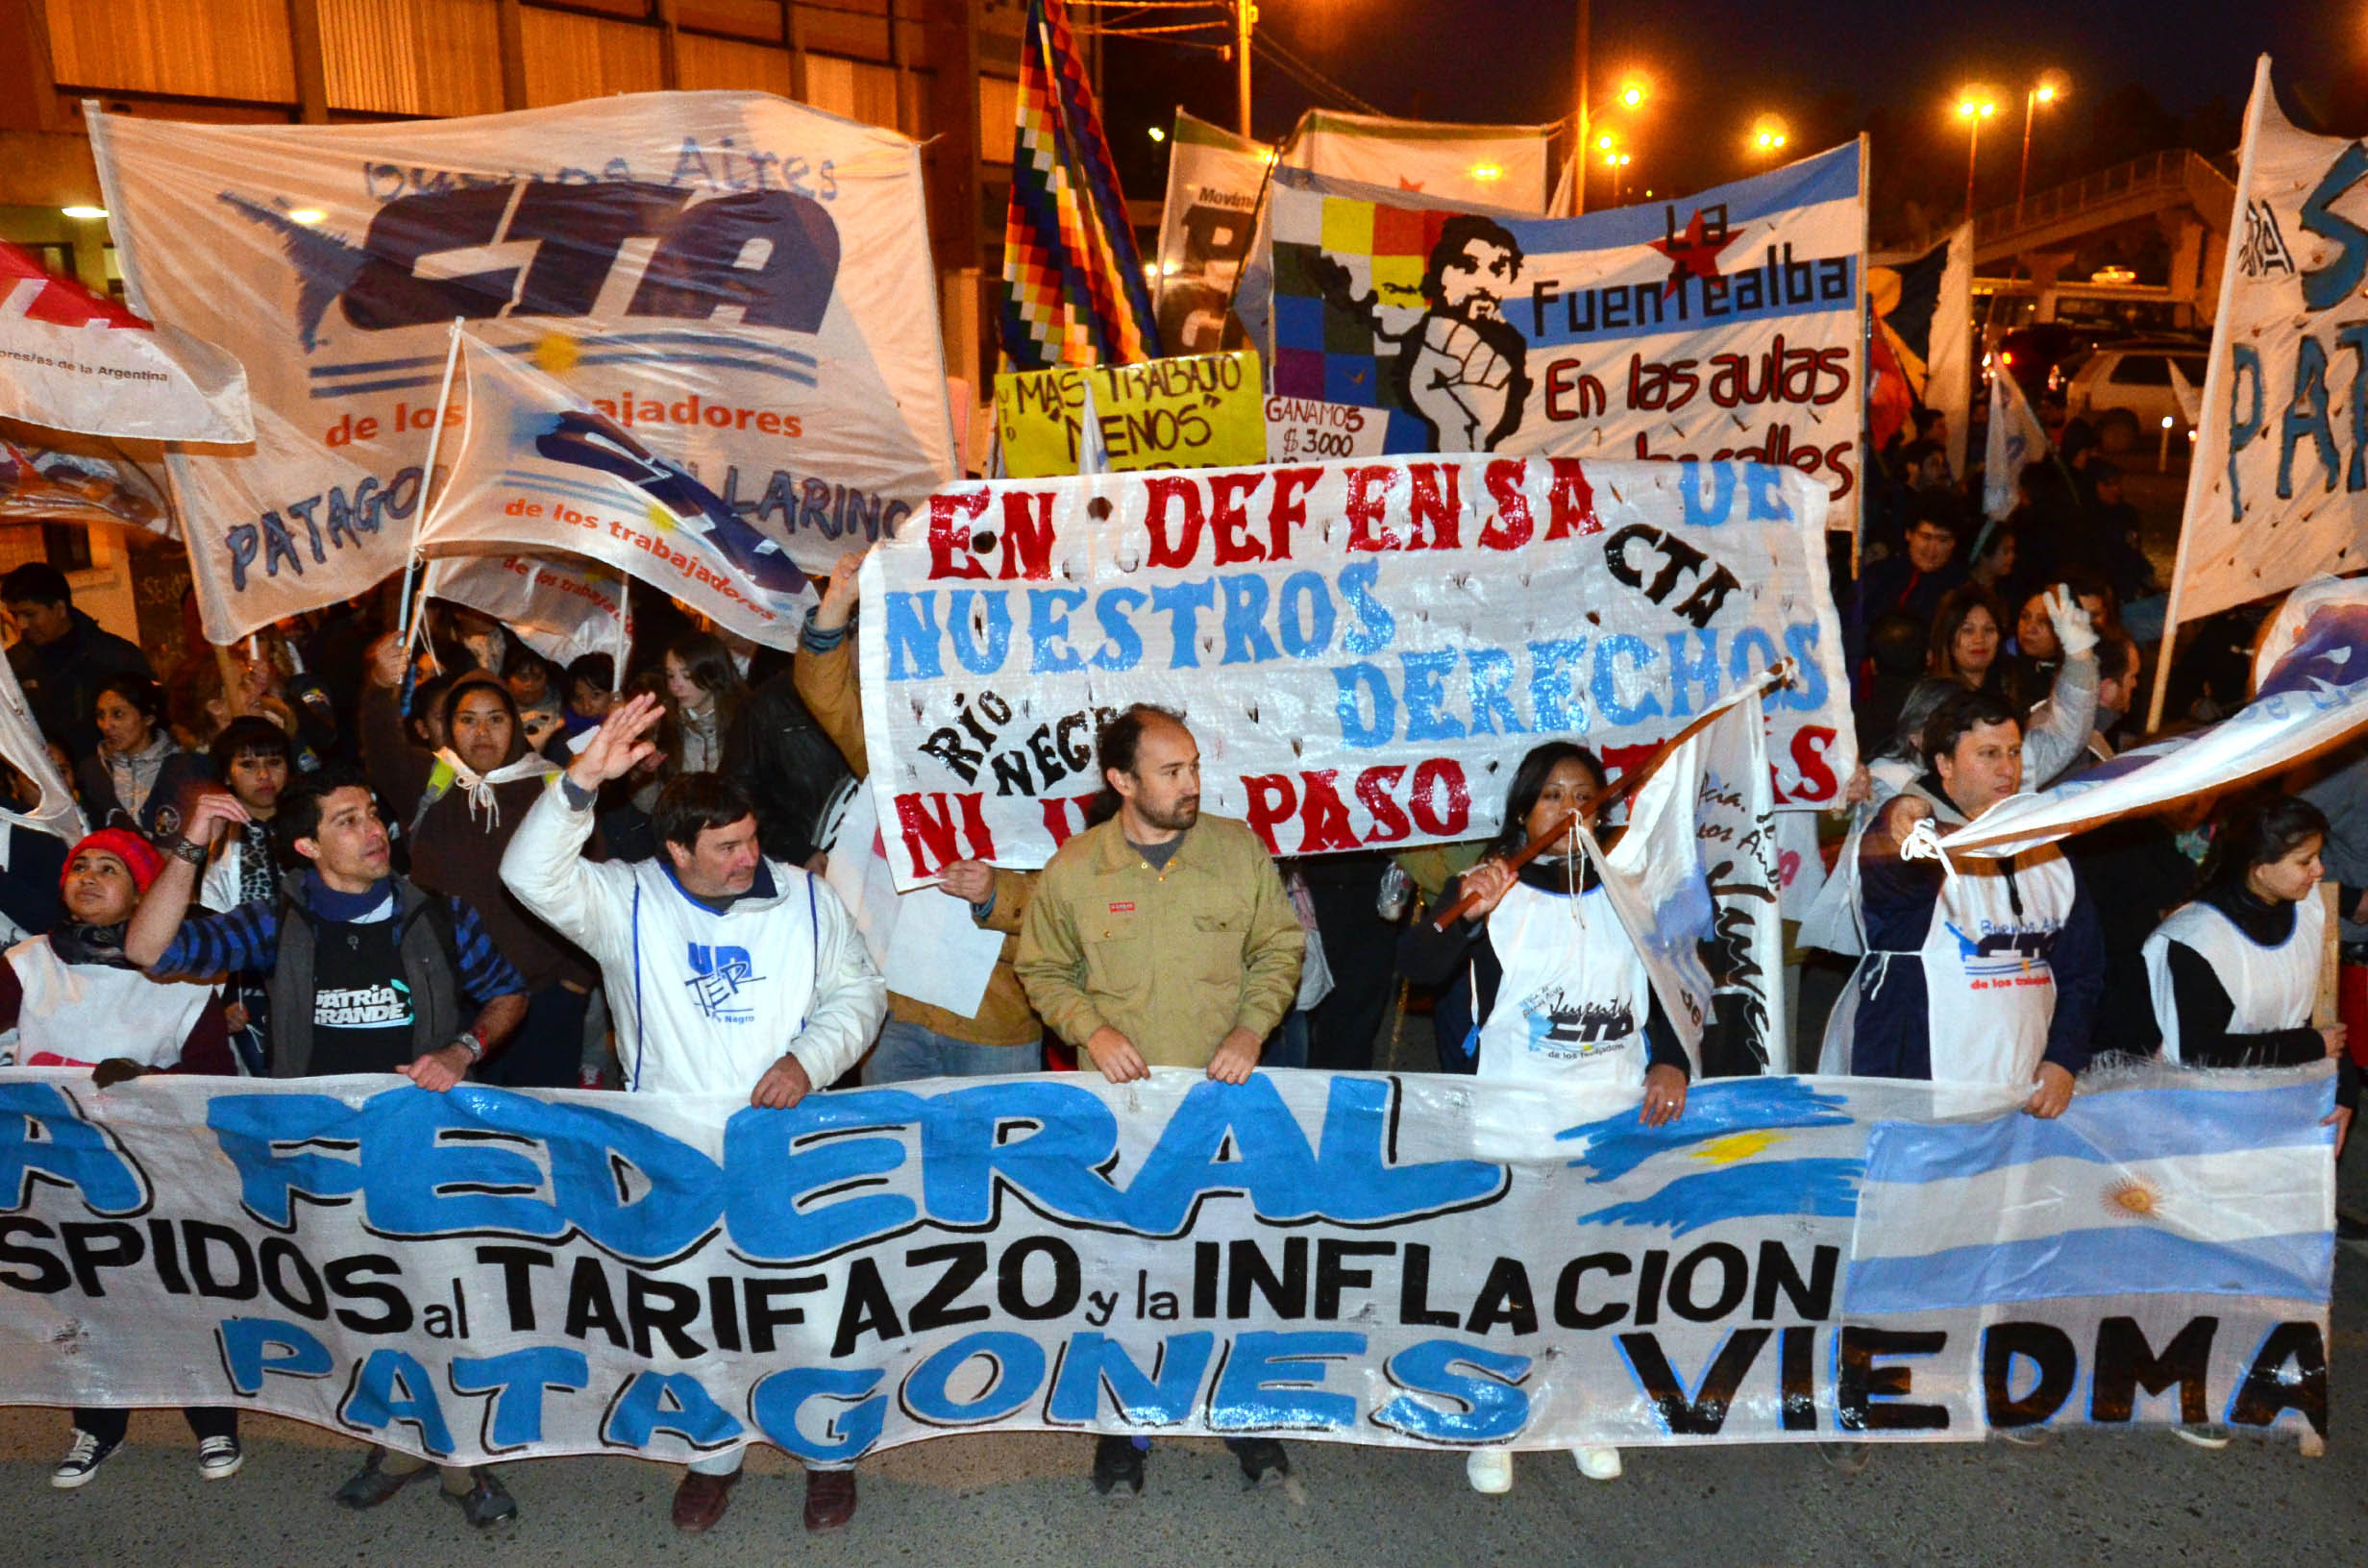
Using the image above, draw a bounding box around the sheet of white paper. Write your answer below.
[881,882,1004,1018]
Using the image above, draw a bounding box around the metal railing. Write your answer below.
[1974,149,2227,248]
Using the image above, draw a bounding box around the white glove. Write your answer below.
[2043,583,2099,658]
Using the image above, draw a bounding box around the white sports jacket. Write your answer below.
[501,781,885,1096]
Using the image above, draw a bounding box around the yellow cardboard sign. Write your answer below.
[994,350,1264,478]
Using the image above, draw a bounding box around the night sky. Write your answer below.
[1102,0,2347,233]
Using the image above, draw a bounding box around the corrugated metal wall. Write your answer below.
[320,0,504,118]
[518,7,665,105]
[43,0,298,102]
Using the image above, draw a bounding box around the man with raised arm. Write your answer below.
[498,690,886,1535]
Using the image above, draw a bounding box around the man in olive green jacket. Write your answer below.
[1017,704,1302,1082]
[1017,703,1302,1497]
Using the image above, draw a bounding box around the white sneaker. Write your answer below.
[197,1434,243,1481]
[1464,1449,1513,1494]
[1572,1445,1622,1482]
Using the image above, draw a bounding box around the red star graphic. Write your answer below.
[1397,176,1426,192]
[1648,209,1744,296]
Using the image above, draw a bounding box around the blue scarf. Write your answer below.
[303,870,393,923]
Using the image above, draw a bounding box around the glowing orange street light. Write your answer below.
[1617,78,1647,110]
[2017,69,2069,223]
[1749,116,1789,158]
[1956,86,2000,223]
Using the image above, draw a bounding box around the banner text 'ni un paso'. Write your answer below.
[858,456,1853,887]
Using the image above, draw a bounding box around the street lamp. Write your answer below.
[1616,76,1647,110]
[1749,116,1789,158]
[1955,86,2000,224]
[2016,69,2069,223]
[1604,149,1633,204]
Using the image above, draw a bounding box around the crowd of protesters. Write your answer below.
[0,396,2361,1528]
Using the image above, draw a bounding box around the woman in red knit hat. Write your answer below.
[0,827,241,1488]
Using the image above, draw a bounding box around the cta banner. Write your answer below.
[994,352,1265,478]
[87,90,955,643]
[418,336,814,646]
[1263,142,1865,530]
[0,1067,2330,1464]
[858,456,1852,888]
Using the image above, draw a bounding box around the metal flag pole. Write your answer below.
[2145,55,2270,734]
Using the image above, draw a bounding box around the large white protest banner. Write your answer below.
[422,553,632,670]
[857,456,1852,890]
[87,91,956,644]
[2162,58,2364,629]
[1945,576,2368,858]
[1284,110,1559,214]
[1152,111,1271,356]
[416,336,816,647]
[1262,142,1867,531]
[0,1066,2331,1462]
[0,238,251,445]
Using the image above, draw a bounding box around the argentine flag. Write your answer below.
[1845,1071,2335,1315]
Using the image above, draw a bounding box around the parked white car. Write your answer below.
[2064,341,2208,452]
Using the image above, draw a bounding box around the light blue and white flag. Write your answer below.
[1943,576,2368,857]
[1847,1072,2334,1315]
[1983,365,2048,522]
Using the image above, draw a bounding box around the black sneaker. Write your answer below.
[51,1429,121,1489]
[444,1469,518,1529]
[333,1447,436,1510]
[1092,1435,1144,1499]
[1227,1436,1290,1489]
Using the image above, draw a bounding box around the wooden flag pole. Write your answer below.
[1430,662,1794,930]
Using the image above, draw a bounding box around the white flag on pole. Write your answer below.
[1583,674,1786,1071]
[2163,57,2363,625]
[422,553,633,669]
[0,239,250,444]
[1946,576,2368,859]
[1984,366,2051,522]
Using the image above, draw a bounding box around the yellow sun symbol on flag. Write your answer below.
[1688,1131,1788,1165]
[644,503,676,533]
[533,334,583,377]
[2103,1176,2161,1219]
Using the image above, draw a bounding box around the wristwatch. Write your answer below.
[452,1031,485,1065]
[169,838,209,868]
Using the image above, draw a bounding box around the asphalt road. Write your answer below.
[2,1244,2360,1568]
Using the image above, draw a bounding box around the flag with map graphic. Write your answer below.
[416,334,811,647]
[1261,139,1867,530]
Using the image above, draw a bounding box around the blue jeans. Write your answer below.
[863,1019,1041,1085]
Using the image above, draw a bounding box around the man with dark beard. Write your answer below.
[1015,703,1304,1501]
[1312,213,1531,451]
